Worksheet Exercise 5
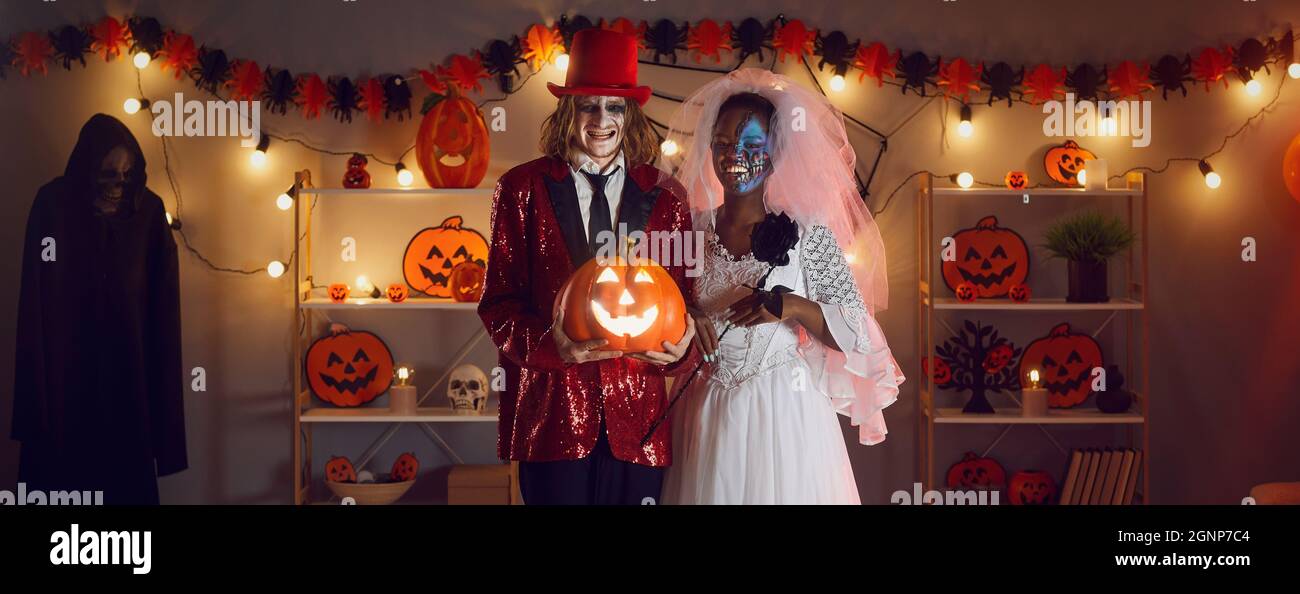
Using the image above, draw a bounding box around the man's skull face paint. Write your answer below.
[97,146,133,202]
[712,108,772,196]
[574,96,627,163]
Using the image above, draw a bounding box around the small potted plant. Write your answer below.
[1042,211,1136,303]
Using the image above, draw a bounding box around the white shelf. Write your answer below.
[300,297,479,310]
[928,297,1144,311]
[298,187,493,196]
[301,406,499,423]
[932,187,1141,197]
[929,406,1144,425]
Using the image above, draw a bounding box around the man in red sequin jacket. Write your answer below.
[478,30,698,504]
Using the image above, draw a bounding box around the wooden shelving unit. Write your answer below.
[915,173,1150,503]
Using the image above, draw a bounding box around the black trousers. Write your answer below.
[517,429,664,505]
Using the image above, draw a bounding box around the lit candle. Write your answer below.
[1083,159,1108,190]
[1022,369,1049,417]
[389,364,417,415]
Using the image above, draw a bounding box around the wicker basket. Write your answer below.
[325,479,415,505]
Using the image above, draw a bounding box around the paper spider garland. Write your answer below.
[358,77,385,123]
[603,18,647,50]
[1065,63,1107,101]
[938,58,981,102]
[731,17,772,63]
[815,30,856,76]
[50,25,92,70]
[192,46,231,93]
[934,320,1024,414]
[417,67,448,95]
[646,19,688,64]
[1151,54,1192,99]
[981,62,1023,107]
[1235,37,1270,82]
[295,73,328,120]
[157,31,197,80]
[557,14,596,51]
[0,42,13,80]
[1108,60,1153,100]
[262,68,296,115]
[897,52,938,96]
[772,19,815,64]
[127,17,165,56]
[852,42,897,86]
[1024,64,1066,104]
[688,19,733,64]
[438,53,490,94]
[482,37,525,93]
[227,59,263,102]
[521,23,563,71]
[13,32,53,77]
[382,75,412,120]
[328,76,360,123]
[90,17,130,62]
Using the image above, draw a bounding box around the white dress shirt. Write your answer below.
[569,151,625,236]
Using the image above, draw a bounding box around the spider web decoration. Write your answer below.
[933,320,1023,414]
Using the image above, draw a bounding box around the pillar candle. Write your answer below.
[389,385,417,415]
[1084,158,1108,190]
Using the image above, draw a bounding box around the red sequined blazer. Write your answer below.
[478,156,697,467]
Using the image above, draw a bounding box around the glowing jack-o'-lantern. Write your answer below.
[328,283,350,303]
[325,456,357,483]
[385,284,408,303]
[1017,322,1103,408]
[941,216,1030,299]
[449,261,486,302]
[1009,470,1057,505]
[402,216,489,298]
[305,329,395,407]
[415,89,491,188]
[1044,140,1097,186]
[557,256,687,353]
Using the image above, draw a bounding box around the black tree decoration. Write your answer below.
[934,320,1022,413]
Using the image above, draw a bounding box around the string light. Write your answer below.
[275,187,295,211]
[266,260,286,278]
[250,135,270,167]
[1289,63,1300,79]
[957,104,973,138]
[1077,169,1087,187]
[122,97,149,115]
[132,51,151,69]
[829,74,846,92]
[554,52,570,72]
[395,162,415,187]
[660,139,679,156]
[1245,77,1263,96]
[951,172,974,188]
[1198,160,1221,189]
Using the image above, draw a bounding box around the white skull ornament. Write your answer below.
[447,364,488,413]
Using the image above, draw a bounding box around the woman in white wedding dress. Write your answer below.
[658,69,904,504]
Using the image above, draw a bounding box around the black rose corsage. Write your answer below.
[747,211,799,316]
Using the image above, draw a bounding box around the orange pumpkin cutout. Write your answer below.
[922,356,952,386]
[328,283,350,303]
[415,89,490,188]
[954,282,977,303]
[1044,140,1097,186]
[1004,170,1029,190]
[325,456,357,483]
[558,255,687,353]
[1008,470,1057,505]
[1008,283,1031,302]
[941,216,1030,299]
[390,452,419,482]
[946,452,1007,491]
[386,284,408,303]
[305,329,395,407]
[1017,323,1103,408]
[450,261,486,302]
[402,216,489,298]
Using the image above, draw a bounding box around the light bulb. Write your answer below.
[250,150,267,167]
[829,74,846,92]
[267,260,286,278]
[1290,63,1300,79]
[1199,160,1221,189]
[956,172,974,189]
[276,192,294,210]
[355,275,373,293]
[396,163,415,187]
[1077,169,1087,187]
[123,98,142,114]
[1101,116,1118,136]
[957,120,973,138]
[1245,78,1263,96]
[554,53,570,72]
[660,139,678,156]
[165,211,173,226]
[133,51,151,69]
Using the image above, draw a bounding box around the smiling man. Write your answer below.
[477,29,697,505]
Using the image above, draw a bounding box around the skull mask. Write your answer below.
[447,364,488,413]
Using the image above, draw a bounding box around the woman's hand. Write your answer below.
[725,291,799,328]
[690,308,719,362]
[628,314,696,366]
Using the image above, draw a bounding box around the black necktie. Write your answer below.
[582,170,615,254]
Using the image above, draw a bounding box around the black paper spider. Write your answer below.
[191,46,231,94]
[1066,63,1107,101]
[261,68,296,115]
[645,19,687,64]
[897,52,938,96]
[127,17,165,55]
[732,18,772,63]
[0,43,13,80]
[557,14,595,50]
[328,76,360,123]
[981,62,1023,107]
[815,31,857,76]
[482,37,525,93]
[1271,30,1294,65]
[50,26,91,70]
[1235,37,1270,82]
[1151,54,1192,99]
[382,75,412,121]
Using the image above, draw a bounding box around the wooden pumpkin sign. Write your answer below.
[305,328,395,407]
[946,452,1008,491]
[1009,470,1058,505]
[325,456,357,483]
[1044,140,1097,186]
[1004,170,1029,190]
[390,452,419,482]
[1018,323,1103,408]
[385,283,408,303]
[415,88,490,188]
[557,255,687,353]
[328,283,350,303]
[402,216,489,298]
[941,216,1030,298]
[450,260,486,302]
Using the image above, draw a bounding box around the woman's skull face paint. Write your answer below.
[712,108,772,196]
[97,146,133,201]
[574,96,627,163]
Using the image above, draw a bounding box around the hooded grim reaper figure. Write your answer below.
[12,114,186,505]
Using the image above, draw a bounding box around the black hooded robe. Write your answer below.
[12,114,185,505]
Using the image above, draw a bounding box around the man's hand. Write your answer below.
[628,314,696,366]
[553,306,623,364]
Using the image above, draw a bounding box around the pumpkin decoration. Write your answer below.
[1008,470,1058,505]
[389,452,419,482]
[415,88,490,189]
[1018,323,1104,408]
[342,153,371,189]
[982,344,1014,374]
[325,456,357,483]
[946,452,1007,491]
[305,328,395,407]
[1004,170,1029,190]
[1008,283,1031,303]
[941,216,1030,299]
[328,283,350,303]
[557,255,687,352]
[922,356,952,387]
[402,216,489,298]
[1044,140,1098,186]
[955,282,977,303]
[385,284,408,303]
[449,261,486,302]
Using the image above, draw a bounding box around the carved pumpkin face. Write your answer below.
[955,282,977,303]
[325,456,357,483]
[942,216,1030,298]
[328,283,350,303]
[449,261,486,302]
[402,216,489,298]
[305,330,395,407]
[1044,140,1097,186]
[1004,170,1029,190]
[1018,323,1103,408]
[342,153,371,189]
[415,92,490,188]
[1009,283,1031,302]
[1009,470,1057,505]
[386,284,408,303]
[558,256,687,352]
[922,356,953,386]
[389,452,419,482]
[946,452,1008,491]
[983,344,1014,373]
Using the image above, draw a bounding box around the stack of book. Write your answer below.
[1058,449,1143,505]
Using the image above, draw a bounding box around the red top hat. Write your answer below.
[547,29,651,106]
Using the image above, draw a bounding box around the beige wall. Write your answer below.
[1,0,1297,504]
